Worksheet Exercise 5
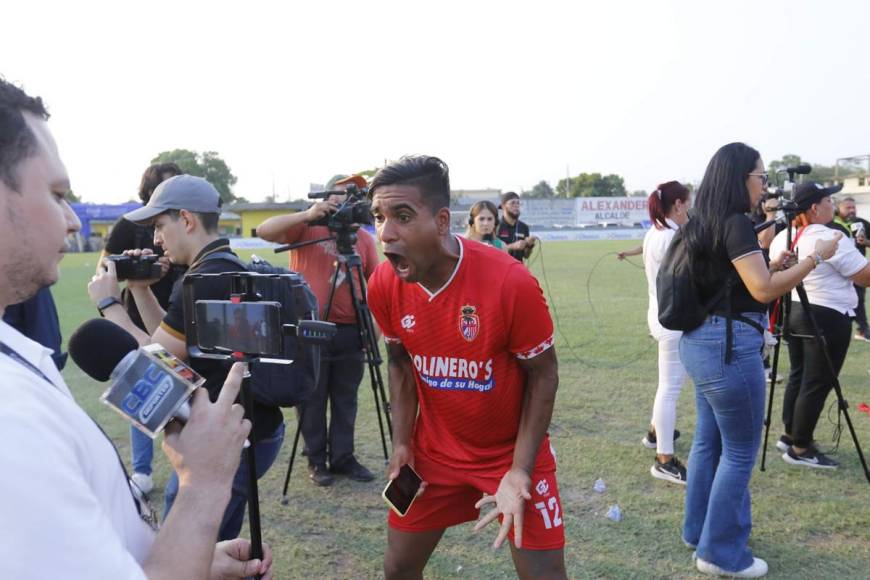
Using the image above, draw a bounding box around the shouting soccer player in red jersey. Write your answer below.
[367,156,566,579]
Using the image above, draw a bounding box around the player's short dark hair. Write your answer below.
[164,209,220,234]
[0,77,50,192]
[369,155,450,212]
[139,163,183,204]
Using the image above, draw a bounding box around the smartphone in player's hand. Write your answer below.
[382,464,423,517]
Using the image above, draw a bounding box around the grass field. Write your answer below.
[54,241,870,579]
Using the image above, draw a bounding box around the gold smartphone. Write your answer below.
[382,464,423,517]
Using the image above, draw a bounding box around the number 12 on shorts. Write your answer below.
[534,497,563,530]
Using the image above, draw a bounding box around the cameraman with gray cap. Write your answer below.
[769,182,870,470]
[89,174,286,541]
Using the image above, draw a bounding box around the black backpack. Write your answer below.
[656,228,731,332]
[656,229,763,362]
[198,251,321,408]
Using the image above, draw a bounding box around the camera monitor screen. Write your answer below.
[195,300,283,356]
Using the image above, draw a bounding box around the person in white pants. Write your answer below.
[641,181,691,484]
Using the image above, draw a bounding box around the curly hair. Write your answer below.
[0,77,49,191]
[138,162,183,204]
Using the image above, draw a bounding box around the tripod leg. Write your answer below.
[345,258,393,460]
[241,371,264,573]
[760,330,782,471]
[367,360,390,461]
[281,408,305,504]
[793,285,870,484]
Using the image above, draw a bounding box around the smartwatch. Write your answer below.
[97,296,122,317]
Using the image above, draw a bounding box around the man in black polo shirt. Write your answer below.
[496,191,537,261]
[88,175,285,541]
[832,196,870,341]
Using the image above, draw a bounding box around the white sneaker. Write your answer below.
[131,472,154,495]
[696,556,768,578]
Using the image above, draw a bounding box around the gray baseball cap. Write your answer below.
[124,175,222,224]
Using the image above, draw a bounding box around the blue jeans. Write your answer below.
[163,422,286,540]
[679,314,765,572]
[131,425,154,475]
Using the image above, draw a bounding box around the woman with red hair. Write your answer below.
[641,181,692,484]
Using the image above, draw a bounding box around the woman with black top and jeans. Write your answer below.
[679,143,840,578]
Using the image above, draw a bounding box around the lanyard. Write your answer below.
[0,340,57,387]
[0,339,159,530]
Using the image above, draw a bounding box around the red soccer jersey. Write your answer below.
[368,236,556,473]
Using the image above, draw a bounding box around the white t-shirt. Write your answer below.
[0,321,154,579]
[643,218,681,338]
[769,224,868,315]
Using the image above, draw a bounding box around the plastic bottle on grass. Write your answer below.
[593,478,606,493]
[606,504,623,522]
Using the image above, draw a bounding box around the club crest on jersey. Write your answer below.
[535,479,550,496]
[459,305,480,342]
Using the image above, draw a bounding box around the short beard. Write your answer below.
[1,201,54,306]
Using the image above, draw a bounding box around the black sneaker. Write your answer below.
[782,446,839,470]
[308,462,335,486]
[330,456,375,482]
[642,429,681,449]
[650,457,687,485]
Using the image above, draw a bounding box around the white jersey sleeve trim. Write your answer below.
[515,335,555,360]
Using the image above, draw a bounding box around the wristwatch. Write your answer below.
[812,252,824,267]
[97,296,122,317]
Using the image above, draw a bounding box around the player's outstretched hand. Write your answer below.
[473,467,532,549]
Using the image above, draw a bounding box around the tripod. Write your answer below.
[758,216,870,484]
[279,228,393,501]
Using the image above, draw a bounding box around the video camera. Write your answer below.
[107,254,162,281]
[307,183,373,231]
[760,164,813,213]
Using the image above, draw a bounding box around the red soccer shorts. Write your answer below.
[387,452,565,550]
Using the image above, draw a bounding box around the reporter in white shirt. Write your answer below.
[641,181,691,485]
[769,182,870,470]
[0,79,272,579]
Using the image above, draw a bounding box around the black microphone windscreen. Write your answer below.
[796,164,812,174]
[69,319,139,382]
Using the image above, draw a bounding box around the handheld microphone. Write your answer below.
[69,319,204,438]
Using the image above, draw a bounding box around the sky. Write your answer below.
[3,0,869,203]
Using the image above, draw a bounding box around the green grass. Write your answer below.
[55,242,870,579]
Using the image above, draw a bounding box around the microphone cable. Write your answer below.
[525,240,653,370]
